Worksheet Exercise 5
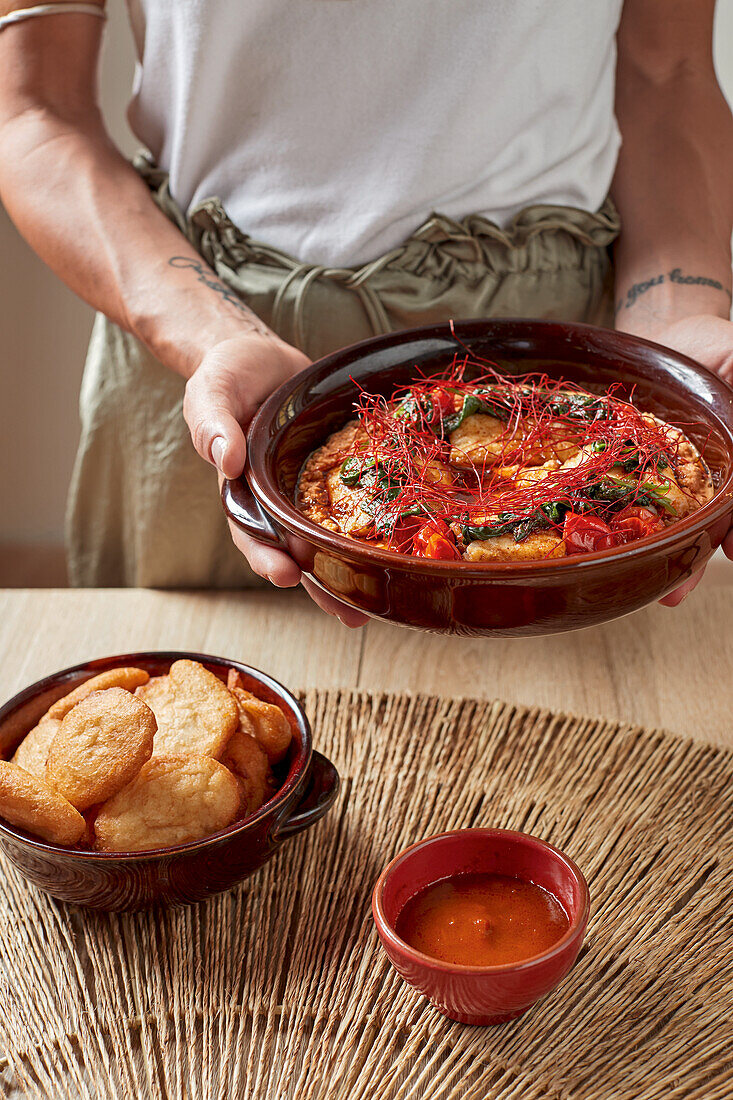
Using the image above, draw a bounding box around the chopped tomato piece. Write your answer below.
[429,387,456,420]
[424,534,462,559]
[414,517,450,547]
[610,505,664,545]
[413,519,461,560]
[391,515,425,548]
[562,512,617,554]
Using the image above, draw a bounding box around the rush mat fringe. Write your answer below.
[0,690,731,1100]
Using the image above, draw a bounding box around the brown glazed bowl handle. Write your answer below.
[273,751,340,842]
[221,475,286,549]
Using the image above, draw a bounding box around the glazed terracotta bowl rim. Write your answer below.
[372,827,590,975]
[245,318,733,576]
[0,650,311,862]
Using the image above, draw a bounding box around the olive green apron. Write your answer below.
[66,156,620,588]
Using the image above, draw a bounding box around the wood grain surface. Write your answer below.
[1,581,731,744]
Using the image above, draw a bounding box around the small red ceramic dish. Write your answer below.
[0,652,339,911]
[222,319,733,636]
[372,828,589,1026]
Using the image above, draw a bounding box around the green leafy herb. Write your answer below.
[617,442,669,474]
[512,512,551,542]
[340,454,424,535]
[339,456,371,487]
[628,479,677,515]
[340,456,404,496]
[394,390,429,424]
[540,390,609,422]
[442,391,511,435]
[540,500,569,524]
[581,474,677,516]
[461,502,564,545]
[461,513,518,543]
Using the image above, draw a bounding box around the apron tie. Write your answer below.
[270,248,406,345]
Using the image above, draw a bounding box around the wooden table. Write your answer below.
[1,569,732,744]
[1,582,732,1099]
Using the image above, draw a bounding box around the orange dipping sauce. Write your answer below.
[395,873,570,967]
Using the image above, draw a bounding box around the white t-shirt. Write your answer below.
[126,0,623,268]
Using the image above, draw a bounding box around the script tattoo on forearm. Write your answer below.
[168,255,269,333]
[616,268,733,314]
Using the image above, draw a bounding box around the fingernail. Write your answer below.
[211,437,226,472]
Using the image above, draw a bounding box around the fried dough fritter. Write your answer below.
[136,660,238,759]
[298,420,369,533]
[463,532,567,562]
[325,469,375,537]
[47,667,150,721]
[0,761,85,846]
[46,687,156,810]
[449,414,578,469]
[94,755,241,853]
[641,415,714,515]
[449,413,506,467]
[12,716,61,779]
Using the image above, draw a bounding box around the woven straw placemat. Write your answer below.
[0,690,731,1100]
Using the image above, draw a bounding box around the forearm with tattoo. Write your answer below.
[611,1,733,340]
[167,257,270,337]
[616,267,733,317]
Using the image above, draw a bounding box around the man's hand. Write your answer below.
[184,332,370,627]
[649,314,733,385]
[183,331,305,589]
[644,315,733,606]
[184,332,308,483]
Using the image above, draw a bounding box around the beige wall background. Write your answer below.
[1,4,733,553]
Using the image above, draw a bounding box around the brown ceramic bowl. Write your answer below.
[222,319,733,636]
[372,828,590,1026]
[0,652,339,911]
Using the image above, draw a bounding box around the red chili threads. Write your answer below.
[342,356,691,554]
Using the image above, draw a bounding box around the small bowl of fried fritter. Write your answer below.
[0,652,339,910]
